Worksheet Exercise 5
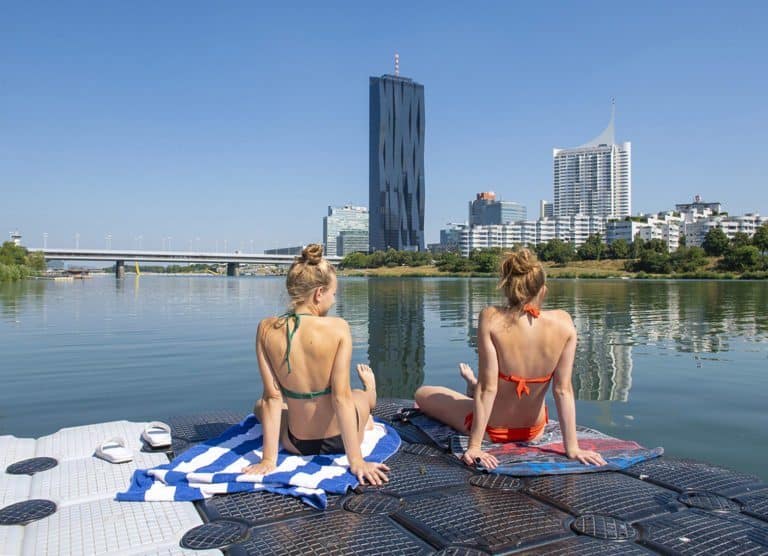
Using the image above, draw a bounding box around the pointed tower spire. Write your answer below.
[578,98,616,148]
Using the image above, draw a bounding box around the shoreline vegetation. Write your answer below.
[3,224,767,282]
[0,242,46,282]
[340,226,768,281]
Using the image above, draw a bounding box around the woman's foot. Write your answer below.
[459,363,478,398]
[357,363,377,409]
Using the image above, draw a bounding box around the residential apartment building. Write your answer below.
[553,103,631,218]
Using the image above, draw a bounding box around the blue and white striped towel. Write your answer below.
[116,414,401,509]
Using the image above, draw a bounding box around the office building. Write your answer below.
[469,192,526,225]
[337,229,369,256]
[323,205,369,257]
[539,200,553,219]
[369,64,425,252]
[553,102,631,218]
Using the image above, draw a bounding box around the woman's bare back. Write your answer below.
[484,306,574,427]
[260,315,346,438]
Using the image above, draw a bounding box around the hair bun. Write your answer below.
[503,249,536,276]
[300,244,324,265]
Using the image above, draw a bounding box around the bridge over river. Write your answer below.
[29,248,343,277]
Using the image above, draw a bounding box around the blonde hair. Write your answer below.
[497,248,546,308]
[285,244,335,308]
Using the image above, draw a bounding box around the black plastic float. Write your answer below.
[179,519,250,550]
[0,500,57,526]
[5,457,58,475]
[570,515,637,541]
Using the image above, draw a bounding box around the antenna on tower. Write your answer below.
[394,52,400,77]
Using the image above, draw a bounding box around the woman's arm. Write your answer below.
[464,308,500,469]
[552,314,606,466]
[243,321,283,474]
[330,319,389,485]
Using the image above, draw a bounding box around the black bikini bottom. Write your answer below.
[287,407,360,456]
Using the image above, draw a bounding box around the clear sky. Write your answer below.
[2,1,766,251]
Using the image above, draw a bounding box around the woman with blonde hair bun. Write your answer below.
[415,248,606,469]
[243,244,389,486]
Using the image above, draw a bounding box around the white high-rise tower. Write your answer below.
[553,101,631,218]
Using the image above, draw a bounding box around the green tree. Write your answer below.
[670,246,707,273]
[0,242,28,266]
[752,224,768,254]
[633,250,672,274]
[469,248,503,273]
[608,238,631,259]
[25,251,47,271]
[577,234,607,261]
[631,237,645,258]
[644,239,668,254]
[341,252,369,269]
[731,232,751,248]
[539,239,575,264]
[719,245,762,273]
[702,227,730,256]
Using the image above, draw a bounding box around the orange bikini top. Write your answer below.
[498,303,554,398]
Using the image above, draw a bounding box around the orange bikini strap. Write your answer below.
[522,304,540,318]
[499,370,556,398]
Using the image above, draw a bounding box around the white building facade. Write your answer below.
[323,205,369,257]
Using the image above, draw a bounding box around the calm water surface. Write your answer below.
[1,276,766,479]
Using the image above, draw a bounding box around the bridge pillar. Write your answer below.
[226,262,240,277]
[116,260,126,279]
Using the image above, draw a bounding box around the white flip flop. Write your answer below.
[94,437,133,464]
[141,421,172,449]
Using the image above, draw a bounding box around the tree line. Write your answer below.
[0,242,47,281]
[340,223,768,276]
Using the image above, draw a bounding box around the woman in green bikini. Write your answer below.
[243,244,389,486]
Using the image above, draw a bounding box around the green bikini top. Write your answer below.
[277,312,332,400]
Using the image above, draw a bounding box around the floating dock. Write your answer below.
[2,399,768,555]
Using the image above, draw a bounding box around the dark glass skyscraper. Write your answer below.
[369,74,425,252]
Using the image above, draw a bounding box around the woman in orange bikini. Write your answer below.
[415,248,606,470]
[242,244,389,486]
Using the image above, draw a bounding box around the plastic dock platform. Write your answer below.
[2,398,768,555]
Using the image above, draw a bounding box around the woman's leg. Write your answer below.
[352,364,377,442]
[414,385,474,433]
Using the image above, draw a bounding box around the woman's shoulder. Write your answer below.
[541,309,575,329]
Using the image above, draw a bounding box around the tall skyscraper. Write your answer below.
[369,58,425,252]
[553,102,631,218]
[469,191,526,225]
[323,205,369,257]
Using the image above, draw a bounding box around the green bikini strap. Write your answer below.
[279,311,313,374]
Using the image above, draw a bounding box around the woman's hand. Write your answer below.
[566,448,607,466]
[242,459,277,476]
[350,460,390,486]
[462,447,499,470]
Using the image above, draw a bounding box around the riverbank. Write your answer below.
[339,259,768,279]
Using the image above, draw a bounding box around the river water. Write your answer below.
[1,276,766,479]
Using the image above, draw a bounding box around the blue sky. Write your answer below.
[2,1,766,251]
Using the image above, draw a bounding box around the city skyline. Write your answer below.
[2,3,767,251]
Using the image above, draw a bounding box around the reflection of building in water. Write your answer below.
[567,283,634,402]
[367,279,425,398]
[334,279,370,350]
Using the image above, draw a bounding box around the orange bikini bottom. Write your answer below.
[464,407,548,443]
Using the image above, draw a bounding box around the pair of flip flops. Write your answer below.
[94,422,172,464]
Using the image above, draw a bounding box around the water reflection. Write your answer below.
[364,278,425,398]
[0,280,46,324]
[335,278,768,403]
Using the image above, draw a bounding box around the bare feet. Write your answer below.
[356,363,377,409]
[459,363,478,398]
